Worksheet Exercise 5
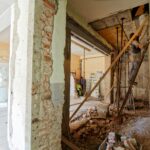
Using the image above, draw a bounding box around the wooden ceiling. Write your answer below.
[90,4,149,50]
[98,26,128,49]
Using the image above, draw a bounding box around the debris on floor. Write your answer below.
[99,132,142,150]
[69,102,150,150]
[119,116,150,150]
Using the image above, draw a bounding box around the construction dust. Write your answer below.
[69,104,150,150]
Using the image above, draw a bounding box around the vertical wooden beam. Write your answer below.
[83,48,85,78]
[148,0,150,108]
[110,53,115,104]
[115,26,120,112]
[62,27,71,138]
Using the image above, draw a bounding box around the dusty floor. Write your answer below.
[0,106,9,150]
[119,115,150,150]
[70,96,108,120]
[70,102,150,150]
[0,101,150,150]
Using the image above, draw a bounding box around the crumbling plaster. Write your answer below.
[51,0,66,105]
[8,1,32,149]
[8,0,67,150]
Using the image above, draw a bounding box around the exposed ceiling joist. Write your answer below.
[67,16,112,55]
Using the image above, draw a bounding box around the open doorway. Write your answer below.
[62,1,150,150]
[0,3,12,150]
[69,35,110,120]
[0,27,10,150]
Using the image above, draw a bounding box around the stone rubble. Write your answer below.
[70,104,149,150]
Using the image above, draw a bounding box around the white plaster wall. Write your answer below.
[51,0,66,84]
[8,0,34,149]
[0,63,9,103]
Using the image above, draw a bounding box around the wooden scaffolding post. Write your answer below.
[110,52,115,104]
[83,48,85,78]
[117,18,125,115]
[115,26,120,112]
[69,17,148,121]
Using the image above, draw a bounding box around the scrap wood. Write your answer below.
[70,118,89,133]
[62,136,80,150]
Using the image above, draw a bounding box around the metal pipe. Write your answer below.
[117,18,125,115]
[121,18,125,49]
[83,48,85,78]
[124,40,127,96]
[115,26,119,111]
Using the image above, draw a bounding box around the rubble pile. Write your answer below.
[70,107,116,144]
[69,105,148,149]
[99,132,141,150]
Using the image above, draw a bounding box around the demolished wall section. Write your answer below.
[8,0,34,149]
[32,0,67,150]
[8,0,67,150]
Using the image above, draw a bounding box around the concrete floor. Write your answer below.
[70,96,109,119]
[0,106,9,150]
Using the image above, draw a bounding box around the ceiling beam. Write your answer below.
[67,16,112,55]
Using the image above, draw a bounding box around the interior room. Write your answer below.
[70,35,110,120]
[0,0,150,150]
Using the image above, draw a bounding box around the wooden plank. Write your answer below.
[67,16,112,54]
[110,54,115,104]
[62,27,71,137]
[104,84,114,100]
[69,17,148,121]
[62,136,80,150]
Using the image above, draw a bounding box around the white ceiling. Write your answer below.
[0,0,13,15]
[0,0,13,43]
[68,0,149,22]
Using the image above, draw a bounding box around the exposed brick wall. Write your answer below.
[31,0,63,149]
